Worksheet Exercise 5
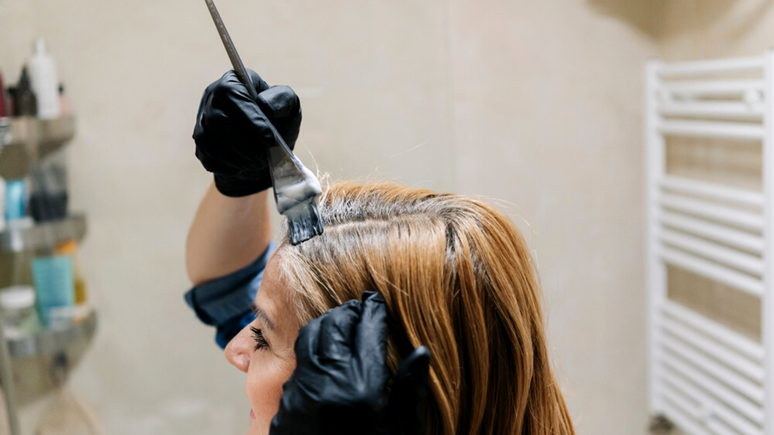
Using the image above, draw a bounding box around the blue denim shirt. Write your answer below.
[184,242,276,349]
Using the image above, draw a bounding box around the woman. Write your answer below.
[186,70,574,435]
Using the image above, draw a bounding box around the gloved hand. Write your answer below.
[270,291,432,435]
[193,69,302,197]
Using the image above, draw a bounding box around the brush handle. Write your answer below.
[204,0,256,98]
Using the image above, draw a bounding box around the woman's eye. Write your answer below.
[250,326,269,351]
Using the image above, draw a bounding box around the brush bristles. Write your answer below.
[287,201,324,245]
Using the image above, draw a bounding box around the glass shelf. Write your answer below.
[0,115,76,179]
[5,310,97,406]
[0,214,86,253]
[7,310,97,358]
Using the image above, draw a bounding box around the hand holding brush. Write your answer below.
[193,70,302,198]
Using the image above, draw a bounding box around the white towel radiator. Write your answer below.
[647,53,774,435]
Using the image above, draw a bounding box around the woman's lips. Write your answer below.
[250,409,256,420]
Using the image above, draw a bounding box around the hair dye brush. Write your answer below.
[204,0,323,245]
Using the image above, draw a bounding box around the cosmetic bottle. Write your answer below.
[31,254,74,329]
[4,179,26,223]
[53,240,88,317]
[29,152,68,223]
[0,285,40,338]
[14,67,37,117]
[28,38,60,119]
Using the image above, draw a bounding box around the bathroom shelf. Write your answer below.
[0,214,86,253]
[7,310,97,358]
[0,115,76,179]
[5,310,97,406]
[0,114,85,434]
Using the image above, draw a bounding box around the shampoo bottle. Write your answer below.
[28,38,60,119]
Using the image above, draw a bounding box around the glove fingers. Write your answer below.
[218,70,266,104]
[225,69,277,153]
[294,314,323,364]
[195,122,252,174]
[394,345,431,386]
[200,76,273,168]
[256,86,302,152]
[389,346,432,435]
[354,291,389,362]
[246,68,271,95]
[316,299,362,361]
[257,86,301,120]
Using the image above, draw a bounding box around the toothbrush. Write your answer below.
[204,0,323,245]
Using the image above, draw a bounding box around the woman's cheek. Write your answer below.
[247,356,297,429]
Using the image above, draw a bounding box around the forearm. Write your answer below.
[186,182,273,285]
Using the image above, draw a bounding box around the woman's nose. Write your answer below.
[224,325,252,373]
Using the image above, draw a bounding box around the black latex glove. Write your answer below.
[193,69,302,197]
[270,291,432,435]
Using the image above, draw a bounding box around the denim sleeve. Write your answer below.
[185,241,276,349]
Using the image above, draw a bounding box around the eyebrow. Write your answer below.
[250,302,275,330]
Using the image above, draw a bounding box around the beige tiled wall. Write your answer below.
[0,0,666,434]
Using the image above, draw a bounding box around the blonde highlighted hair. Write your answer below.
[277,182,574,435]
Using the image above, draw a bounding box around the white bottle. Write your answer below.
[28,38,60,119]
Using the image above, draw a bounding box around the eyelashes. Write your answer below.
[250,326,269,351]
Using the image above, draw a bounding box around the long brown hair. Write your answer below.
[276,182,574,435]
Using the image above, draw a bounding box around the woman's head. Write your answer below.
[274,181,574,435]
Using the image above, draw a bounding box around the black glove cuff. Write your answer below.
[213,173,272,198]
